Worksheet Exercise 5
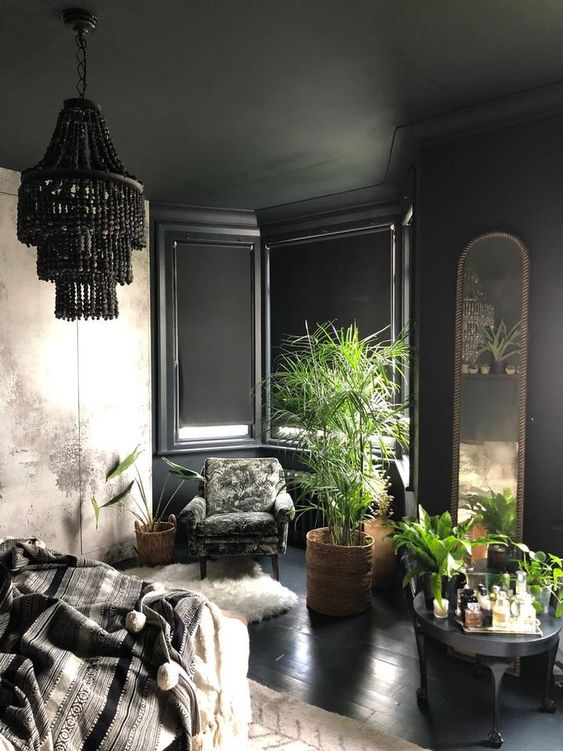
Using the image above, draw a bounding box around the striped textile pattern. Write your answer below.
[0,539,205,751]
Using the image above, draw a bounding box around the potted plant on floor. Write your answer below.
[392,506,473,613]
[91,446,203,566]
[267,322,409,616]
[477,318,521,374]
[363,473,398,589]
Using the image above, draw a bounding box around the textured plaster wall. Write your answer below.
[0,167,151,562]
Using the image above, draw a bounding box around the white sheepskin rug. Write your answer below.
[125,557,298,623]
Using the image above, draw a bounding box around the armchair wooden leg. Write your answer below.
[199,557,207,580]
[271,554,279,581]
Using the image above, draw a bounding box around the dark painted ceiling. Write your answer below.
[2,1,563,212]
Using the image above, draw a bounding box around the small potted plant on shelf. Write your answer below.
[477,318,521,374]
[91,446,203,566]
[392,506,473,616]
[363,472,397,589]
[266,322,409,617]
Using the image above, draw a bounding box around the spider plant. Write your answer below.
[266,322,409,547]
[392,506,474,606]
[91,445,203,532]
[477,319,521,364]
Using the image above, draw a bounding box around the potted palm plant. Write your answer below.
[91,446,203,565]
[477,318,521,373]
[268,322,408,616]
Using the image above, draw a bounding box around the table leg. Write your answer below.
[540,642,558,713]
[414,624,429,709]
[481,657,511,748]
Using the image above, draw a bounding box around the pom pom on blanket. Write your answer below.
[125,610,147,633]
[157,661,180,690]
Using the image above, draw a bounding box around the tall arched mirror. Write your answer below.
[452,232,529,545]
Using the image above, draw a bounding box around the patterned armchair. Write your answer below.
[178,457,295,580]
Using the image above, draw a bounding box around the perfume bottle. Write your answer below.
[492,591,510,629]
[515,570,528,597]
[519,593,537,629]
[465,602,483,628]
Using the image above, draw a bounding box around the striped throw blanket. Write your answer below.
[0,539,206,751]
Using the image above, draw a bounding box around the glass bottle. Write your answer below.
[515,570,528,597]
[519,593,537,629]
[492,590,510,629]
[465,602,483,628]
[489,585,500,606]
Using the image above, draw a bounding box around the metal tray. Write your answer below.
[456,617,542,636]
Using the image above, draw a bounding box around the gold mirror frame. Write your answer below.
[451,231,529,541]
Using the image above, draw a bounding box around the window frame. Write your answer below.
[156,220,261,454]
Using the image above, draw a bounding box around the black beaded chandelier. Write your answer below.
[17,8,145,321]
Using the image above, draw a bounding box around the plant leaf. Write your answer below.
[99,480,135,509]
[106,446,142,481]
[90,496,101,529]
[161,457,204,482]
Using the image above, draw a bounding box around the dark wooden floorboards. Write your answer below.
[250,546,563,751]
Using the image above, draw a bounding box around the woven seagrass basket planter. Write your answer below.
[306,527,374,616]
[135,514,176,566]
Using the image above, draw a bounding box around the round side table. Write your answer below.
[413,592,562,747]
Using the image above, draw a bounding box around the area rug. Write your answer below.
[125,557,298,623]
[248,680,428,751]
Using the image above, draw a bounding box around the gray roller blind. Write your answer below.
[269,229,392,364]
[175,242,253,426]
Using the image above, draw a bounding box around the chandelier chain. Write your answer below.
[75,30,88,98]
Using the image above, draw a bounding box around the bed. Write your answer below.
[0,539,250,751]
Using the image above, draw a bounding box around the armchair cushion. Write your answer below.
[198,511,277,538]
[204,457,283,515]
[273,492,295,522]
[178,495,206,531]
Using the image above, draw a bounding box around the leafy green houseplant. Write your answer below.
[517,546,563,616]
[477,318,520,372]
[392,506,473,607]
[91,446,203,565]
[266,322,409,616]
[461,487,517,538]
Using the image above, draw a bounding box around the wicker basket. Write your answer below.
[306,527,374,616]
[134,514,176,566]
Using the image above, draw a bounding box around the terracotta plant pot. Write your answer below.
[135,514,176,566]
[306,527,373,616]
[470,521,488,562]
[364,518,397,589]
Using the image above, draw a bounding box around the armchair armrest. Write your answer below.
[178,495,207,531]
[274,492,295,523]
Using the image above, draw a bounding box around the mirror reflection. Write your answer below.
[454,234,528,544]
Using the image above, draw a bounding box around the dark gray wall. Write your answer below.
[415,112,563,554]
